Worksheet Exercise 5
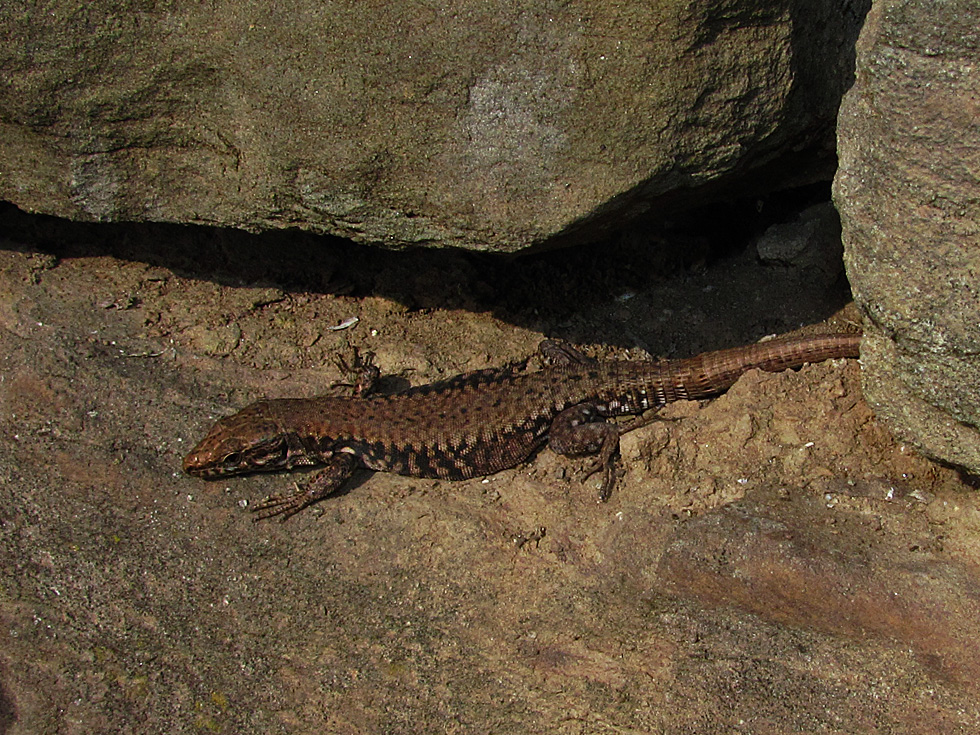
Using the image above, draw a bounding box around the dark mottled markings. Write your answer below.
[411,447,440,477]
[346,433,483,479]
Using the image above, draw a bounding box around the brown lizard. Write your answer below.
[183,332,860,520]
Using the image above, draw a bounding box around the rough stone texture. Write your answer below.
[2,213,980,732]
[834,0,980,473]
[0,0,868,251]
[660,496,980,688]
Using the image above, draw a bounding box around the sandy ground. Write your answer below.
[2,198,979,733]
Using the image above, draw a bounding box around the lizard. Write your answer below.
[183,332,861,520]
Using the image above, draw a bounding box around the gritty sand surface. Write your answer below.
[2,201,979,733]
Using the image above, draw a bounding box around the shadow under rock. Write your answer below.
[0,181,851,354]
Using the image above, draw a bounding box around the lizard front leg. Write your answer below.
[333,346,382,397]
[251,452,359,521]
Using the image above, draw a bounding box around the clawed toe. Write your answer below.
[251,483,315,522]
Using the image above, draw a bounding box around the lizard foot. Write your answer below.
[549,403,621,502]
[250,452,359,522]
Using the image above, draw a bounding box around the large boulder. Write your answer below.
[0,1,867,251]
[834,0,980,472]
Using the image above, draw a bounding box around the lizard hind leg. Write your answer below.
[548,404,622,502]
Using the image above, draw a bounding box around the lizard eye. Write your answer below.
[223,452,242,466]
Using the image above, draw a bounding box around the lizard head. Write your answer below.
[183,401,296,479]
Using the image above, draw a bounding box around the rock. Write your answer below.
[660,495,980,687]
[755,201,845,283]
[834,0,980,473]
[2,243,977,732]
[0,1,868,251]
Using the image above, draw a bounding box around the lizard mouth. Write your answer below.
[182,449,225,478]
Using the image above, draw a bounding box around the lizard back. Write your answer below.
[240,332,861,481]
